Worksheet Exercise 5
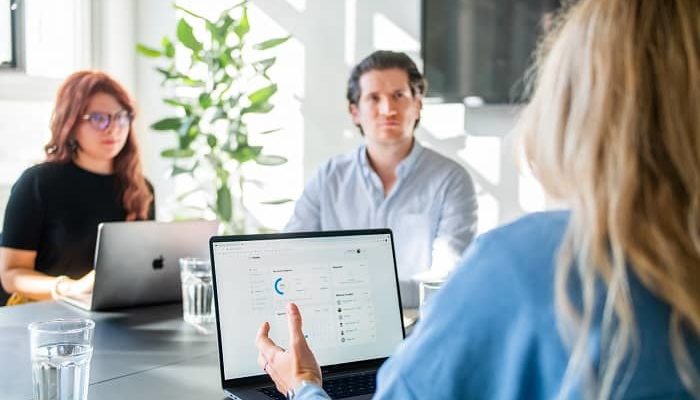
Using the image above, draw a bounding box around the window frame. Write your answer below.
[1,0,23,70]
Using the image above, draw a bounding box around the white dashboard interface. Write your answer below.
[212,233,404,380]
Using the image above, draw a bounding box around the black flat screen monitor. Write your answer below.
[422,0,563,104]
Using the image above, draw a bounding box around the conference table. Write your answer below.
[0,301,419,400]
[1,301,224,400]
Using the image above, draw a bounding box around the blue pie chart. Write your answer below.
[274,277,284,295]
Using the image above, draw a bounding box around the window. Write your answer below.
[0,0,19,68]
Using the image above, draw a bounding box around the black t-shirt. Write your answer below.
[1,161,154,279]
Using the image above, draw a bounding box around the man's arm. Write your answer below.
[430,167,478,274]
[284,168,324,232]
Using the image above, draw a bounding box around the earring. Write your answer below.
[68,137,78,152]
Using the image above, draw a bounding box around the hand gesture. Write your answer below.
[255,303,322,395]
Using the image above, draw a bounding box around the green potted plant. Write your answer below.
[137,1,290,233]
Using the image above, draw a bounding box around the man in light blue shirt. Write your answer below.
[286,51,478,307]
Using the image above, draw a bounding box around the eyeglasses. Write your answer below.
[80,110,133,131]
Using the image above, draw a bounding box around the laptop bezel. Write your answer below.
[209,229,405,391]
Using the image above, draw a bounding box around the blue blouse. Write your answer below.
[295,211,700,399]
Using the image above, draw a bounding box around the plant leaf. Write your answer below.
[177,116,197,136]
[233,7,250,39]
[162,36,175,58]
[171,164,196,177]
[175,185,202,200]
[163,98,190,108]
[248,84,277,104]
[229,145,262,163]
[174,5,210,22]
[207,134,218,148]
[136,43,162,57]
[209,17,228,44]
[255,154,287,166]
[151,117,182,131]
[216,185,232,222]
[260,198,293,205]
[177,116,200,149]
[253,57,276,72]
[209,108,227,123]
[156,67,175,80]
[253,35,291,50]
[242,102,273,114]
[256,128,282,135]
[161,148,195,158]
[198,93,212,109]
[177,18,203,52]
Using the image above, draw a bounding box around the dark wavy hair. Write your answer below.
[346,50,427,105]
[44,70,153,220]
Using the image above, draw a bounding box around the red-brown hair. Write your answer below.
[45,70,153,220]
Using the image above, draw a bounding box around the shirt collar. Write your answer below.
[395,139,423,178]
[358,139,424,179]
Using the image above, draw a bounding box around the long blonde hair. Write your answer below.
[519,0,700,398]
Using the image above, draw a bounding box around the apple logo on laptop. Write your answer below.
[152,255,165,270]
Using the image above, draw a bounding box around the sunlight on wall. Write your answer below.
[238,5,304,231]
[518,164,546,212]
[24,0,91,78]
[460,136,500,186]
[421,103,465,140]
[0,100,53,227]
[0,100,52,185]
[344,0,357,66]
[476,190,499,234]
[372,13,419,52]
[285,0,306,13]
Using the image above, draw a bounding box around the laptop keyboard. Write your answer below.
[258,370,377,399]
[258,387,286,400]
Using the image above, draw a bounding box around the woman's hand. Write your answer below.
[58,270,95,296]
[256,303,322,395]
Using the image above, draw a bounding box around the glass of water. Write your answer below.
[419,280,445,319]
[28,318,95,400]
[179,257,215,331]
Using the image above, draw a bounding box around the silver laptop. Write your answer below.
[58,220,219,311]
[210,229,405,400]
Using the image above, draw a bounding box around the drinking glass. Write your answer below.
[419,280,445,319]
[28,318,95,400]
[179,257,215,330]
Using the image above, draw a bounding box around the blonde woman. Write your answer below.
[253,0,700,399]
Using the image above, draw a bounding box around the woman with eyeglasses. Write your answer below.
[255,0,700,398]
[0,71,154,305]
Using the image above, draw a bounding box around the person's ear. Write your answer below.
[349,103,360,125]
[414,96,423,117]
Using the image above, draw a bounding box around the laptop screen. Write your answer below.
[211,230,404,380]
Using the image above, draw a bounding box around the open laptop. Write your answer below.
[210,229,405,400]
[58,220,219,311]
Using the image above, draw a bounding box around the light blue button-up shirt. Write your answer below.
[285,140,478,307]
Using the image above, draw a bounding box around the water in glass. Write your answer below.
[31,343,92,400]
[180,258,214,328]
